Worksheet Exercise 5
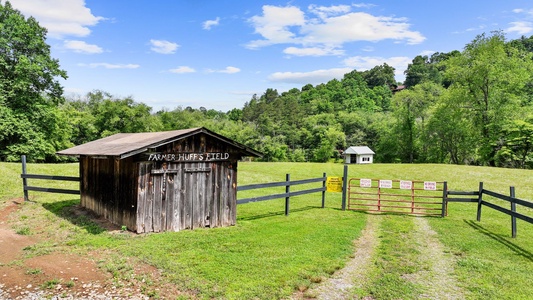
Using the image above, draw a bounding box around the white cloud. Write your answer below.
[352,3,376,9]
[268,68,353,85]
[169,66,196,74]
[308,4,351,20]
[506,21,533,35]
[302,12,425,45]
[79,63,140,69]
[150,39,179,54]
[221,66,241,74]
[283,46,344,56]
[10,0,104,38]
[203,17,220,30]
[207,66,241,74]
[63,40,103,54]
[247,5,306,49]
[512,8,533,16]
[343,55,411,78]
[247,5,425,55]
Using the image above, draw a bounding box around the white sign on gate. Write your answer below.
[400,180,412,189]
[424,181,437,191]
[379,180,393,188]
[360,178,372,188]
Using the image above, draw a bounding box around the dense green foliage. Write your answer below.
[1,0,532,168]
[0,1,68,162]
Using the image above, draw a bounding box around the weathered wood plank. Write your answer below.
[182,167,193,230]
[136,163,149,233]
[170,164,182,231]
[210,162,220,227]
[144,171,154,233]
[165,170,175,231]
[229,161,237,226]
[152,174,162,232]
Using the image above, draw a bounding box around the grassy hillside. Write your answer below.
[1,161,532,299]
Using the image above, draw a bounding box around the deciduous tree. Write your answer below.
[0,1,68,161]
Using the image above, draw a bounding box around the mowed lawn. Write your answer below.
[1,161,533,299]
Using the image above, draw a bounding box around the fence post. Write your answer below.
[476,182,484,222]
[321,172,326,208]
[21,155,29,202]
[510,186,517,238]
[285,174,290,216]
[441,181,448,218]
[341,165,348,211]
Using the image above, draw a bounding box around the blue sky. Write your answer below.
[10,0,533,112]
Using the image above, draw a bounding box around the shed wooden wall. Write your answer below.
[136,160,237,233]
[80,155,138,230]
[135,132,239,233]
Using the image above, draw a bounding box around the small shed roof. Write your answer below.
[344,146,375,155]
[57,127,262,159]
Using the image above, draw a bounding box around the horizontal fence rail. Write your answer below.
[446,190,480,203]
[21,155,80,201]
[237,173,327,216]
[448,182,533,238]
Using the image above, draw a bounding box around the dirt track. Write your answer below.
[291,214,464,300]
[0,200,155,299]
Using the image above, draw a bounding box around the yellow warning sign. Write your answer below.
[326,177,343,192]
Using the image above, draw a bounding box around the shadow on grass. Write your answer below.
[464,220,533,262]
[42,199,118,234]
[238,206,318,221]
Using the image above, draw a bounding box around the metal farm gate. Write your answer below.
[347,178,447,217]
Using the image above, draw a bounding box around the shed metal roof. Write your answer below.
[344,146,375,155]
[57,127,262,159]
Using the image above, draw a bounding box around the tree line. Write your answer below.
[1,1,532,168]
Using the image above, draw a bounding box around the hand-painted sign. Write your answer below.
[379,180,393,188]
[424,181,437,190]
[360,178,372,188]
[145,152,230,162]
[400,180,412,189]
[185,167,211,173]
[326,177,342,192]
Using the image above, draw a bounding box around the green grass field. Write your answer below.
[1,161,533,299]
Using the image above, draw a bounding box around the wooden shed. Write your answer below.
[343,146,375,164]
[57,127,261,233]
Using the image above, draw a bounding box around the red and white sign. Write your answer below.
[379,180,393,188]
[424,181,437,191]
[400,180,412,189]
[360,179,372,188]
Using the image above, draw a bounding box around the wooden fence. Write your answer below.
[19,156,533,237]
[21,154,327,216]
[237,173,327,216]
[447,182,533,238]
[21,155,80,201]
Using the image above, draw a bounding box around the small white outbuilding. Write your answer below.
[344,146,375,164]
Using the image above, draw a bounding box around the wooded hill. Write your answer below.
[1,1,532,167]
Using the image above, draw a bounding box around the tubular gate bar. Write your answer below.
[237,173,327,216]
[21,155,80,201]
[347,178,447,217]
